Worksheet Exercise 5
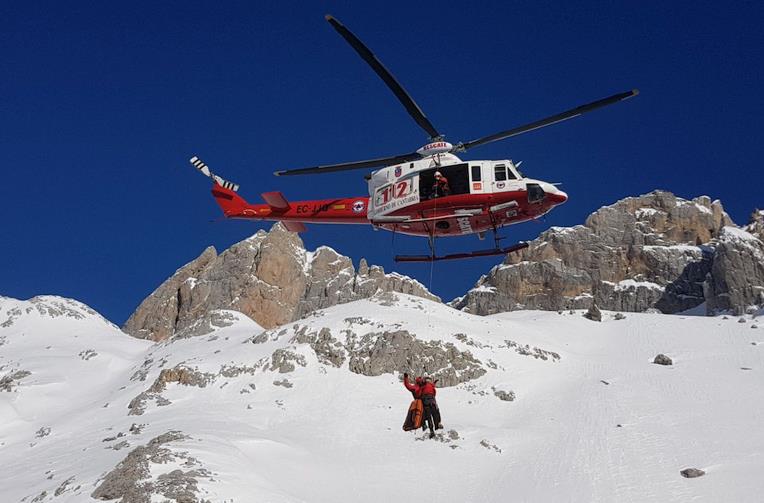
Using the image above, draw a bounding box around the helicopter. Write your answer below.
[191,15,638,262]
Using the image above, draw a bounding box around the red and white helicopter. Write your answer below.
[191,15,637,262]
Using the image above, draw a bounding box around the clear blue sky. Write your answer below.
[2,1,762,324]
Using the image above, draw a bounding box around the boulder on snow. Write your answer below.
[0,369,31,392]
[584,303,602,322]
[653,354,673,366]
[273,379,293,388]
[492,387,516,401]
[680,468,706,478]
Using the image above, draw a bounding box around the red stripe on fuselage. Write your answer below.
[232,197,370,225]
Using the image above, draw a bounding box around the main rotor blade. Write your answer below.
[457,89,639,152]
[325,14,442,140]
[274,151,421,176]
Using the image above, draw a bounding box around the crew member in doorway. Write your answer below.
[432,171,450,198]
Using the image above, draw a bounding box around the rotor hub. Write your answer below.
[416,141,453,157]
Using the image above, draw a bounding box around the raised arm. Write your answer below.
[403,373,417,392]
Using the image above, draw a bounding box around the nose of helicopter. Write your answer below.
[550,189,568,204]
[539,182,568,204]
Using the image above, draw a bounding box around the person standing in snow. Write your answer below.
[420,376,442,434]
[403,373,440,438]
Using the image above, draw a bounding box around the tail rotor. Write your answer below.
[189,156,240,192]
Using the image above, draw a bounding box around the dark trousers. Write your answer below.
[422,395,439,432]
[431,405,442,429]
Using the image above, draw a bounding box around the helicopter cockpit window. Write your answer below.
[494,164,507,182]
[506,167,518,180]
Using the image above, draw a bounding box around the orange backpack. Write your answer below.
[402,399,424,431]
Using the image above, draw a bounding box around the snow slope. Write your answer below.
[1,294,763,502]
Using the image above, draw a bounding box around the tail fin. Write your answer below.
[190,155,247,216]
[210,185,248,216]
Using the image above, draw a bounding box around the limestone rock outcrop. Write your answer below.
[703,226,764,314]
[453,191,763,315]
[744,209,764,241]
[124,223,438,340]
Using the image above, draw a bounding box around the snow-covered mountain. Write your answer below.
[2,293,763,502]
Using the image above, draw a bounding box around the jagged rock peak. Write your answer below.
[744,208,764,241]
[704,226,764,314]
[576,190,731,247]
[453,190,763,316]
[123,223,439,340]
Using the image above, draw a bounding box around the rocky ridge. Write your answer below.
[123,223,439,341]
[453,191,764,315]
[744,209,764,241]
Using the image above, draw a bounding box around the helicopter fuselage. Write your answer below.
[210,154,567,238]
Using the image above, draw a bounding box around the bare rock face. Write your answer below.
[148,367,216,392]
[704,227,764,315]
[346,330,486,386]
[91,431,210,502]
[454,191,763,315]
[291,326,346,368]
[124,223,439,340]
[744,209,764,241]
[128,365,216,415]
[260,319,491,387]
[122,246,217,341]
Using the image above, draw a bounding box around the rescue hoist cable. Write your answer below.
[425,192,438,337]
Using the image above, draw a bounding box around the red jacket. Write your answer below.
[420,381,437,397]
[433,176,450,195]
[403,376,437,398]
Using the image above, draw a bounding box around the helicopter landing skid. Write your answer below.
[394,241,529,263]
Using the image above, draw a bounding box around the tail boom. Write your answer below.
[210,185,370,229]
[191,155,369,232]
